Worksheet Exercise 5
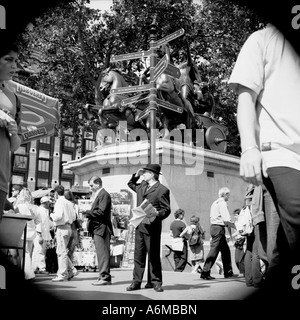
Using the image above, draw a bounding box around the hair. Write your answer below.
[218,187,230,198]
[54,185,65,196]
[233,208,241,215]
[89,176,102,186]
[0,33,19,58]
[174,209,185,219]
[64,190,75,202]
[190,215,200,224]
[15,188,33,205]
[152,172,159,181]
[12,184,23,192]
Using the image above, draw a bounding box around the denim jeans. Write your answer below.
[263,167,300,295]
[244,225,266,287]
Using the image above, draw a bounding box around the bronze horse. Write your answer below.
[98,68,148,131]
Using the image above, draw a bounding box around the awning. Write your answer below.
[31,188,53,199]
[8,80,60,143]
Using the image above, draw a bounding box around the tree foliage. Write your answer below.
[17,0,264,154]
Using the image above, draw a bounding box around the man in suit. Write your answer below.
[85,176,113,286]
[126,164,171,292]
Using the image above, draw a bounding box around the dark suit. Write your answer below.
[86,188,113,281]
[128,174,171,285]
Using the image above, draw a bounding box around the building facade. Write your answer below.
[10,128,97,194]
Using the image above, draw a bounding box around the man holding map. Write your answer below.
[127,164,171,293]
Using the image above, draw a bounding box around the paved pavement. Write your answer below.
[30,268,258,300]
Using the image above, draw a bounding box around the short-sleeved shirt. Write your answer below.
[210,197,231,225]
[228,24,300,171]
[170,219,186,238]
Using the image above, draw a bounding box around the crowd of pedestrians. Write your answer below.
[1,183,83,282]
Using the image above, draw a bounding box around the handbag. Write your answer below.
[171,237,184,252]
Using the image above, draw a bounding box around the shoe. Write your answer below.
[153,284,164,292]
[145,283,153,289]
[92,279,112,286]
[38,270,49,275]
[68,269,79,280]
[224,272,239,278]
[126,282,141,291]
[200,273,215,280]
[52,276,66,282]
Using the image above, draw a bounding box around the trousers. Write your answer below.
[202,225,233,276]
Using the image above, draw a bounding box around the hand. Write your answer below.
[7,120,18,136]
[239,148,268,186]
[0,110,10,127]
[135,168,145,177]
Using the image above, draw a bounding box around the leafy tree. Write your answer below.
[17,0,264,155]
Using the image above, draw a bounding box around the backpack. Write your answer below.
[235,206,253,236]
[189,226,202,247]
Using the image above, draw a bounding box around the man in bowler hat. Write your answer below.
[127,164,171,292]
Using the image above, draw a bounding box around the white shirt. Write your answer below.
[210,197,231,226]
[36,206,53,241]
[50,195,76,226]
[90,187,103,202]
[229,24,300,171]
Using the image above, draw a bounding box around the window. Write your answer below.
[37,178,49,189]
[36,139,53,189]
[13,145,29,171]
[63,134,75,149]
[61,153,73,175]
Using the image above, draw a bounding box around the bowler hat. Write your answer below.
[142,164,162,175]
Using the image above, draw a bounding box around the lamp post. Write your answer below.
[148,15,158,164]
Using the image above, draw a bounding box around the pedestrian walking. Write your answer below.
[180,215,205,274]
[170,209,188,272]
[200,187,236,280]
[228,23,300,297]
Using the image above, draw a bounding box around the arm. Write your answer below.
[127,169,144,192]
[157,189,171,220]
[219,201,235,228]
[179,226,188,238]
[237,86,268,186]
[85,192,111,219]
[50,200,64,222]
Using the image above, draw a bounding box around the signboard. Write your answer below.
[121,93,149,106]
[153,54,169,81]
[111,84,151,95]
[164,64,181,79]
[157,98,183,113]
[111,50,151,62]
[135,107,152,122]
[153,28,185,48]
[8,80,60,144]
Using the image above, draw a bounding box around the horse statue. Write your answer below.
[98,67,149,131]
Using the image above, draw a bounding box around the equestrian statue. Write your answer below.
[83,42,228,152]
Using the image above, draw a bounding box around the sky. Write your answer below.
[87,0,202,12]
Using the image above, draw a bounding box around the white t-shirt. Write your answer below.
[229,24,300,171]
